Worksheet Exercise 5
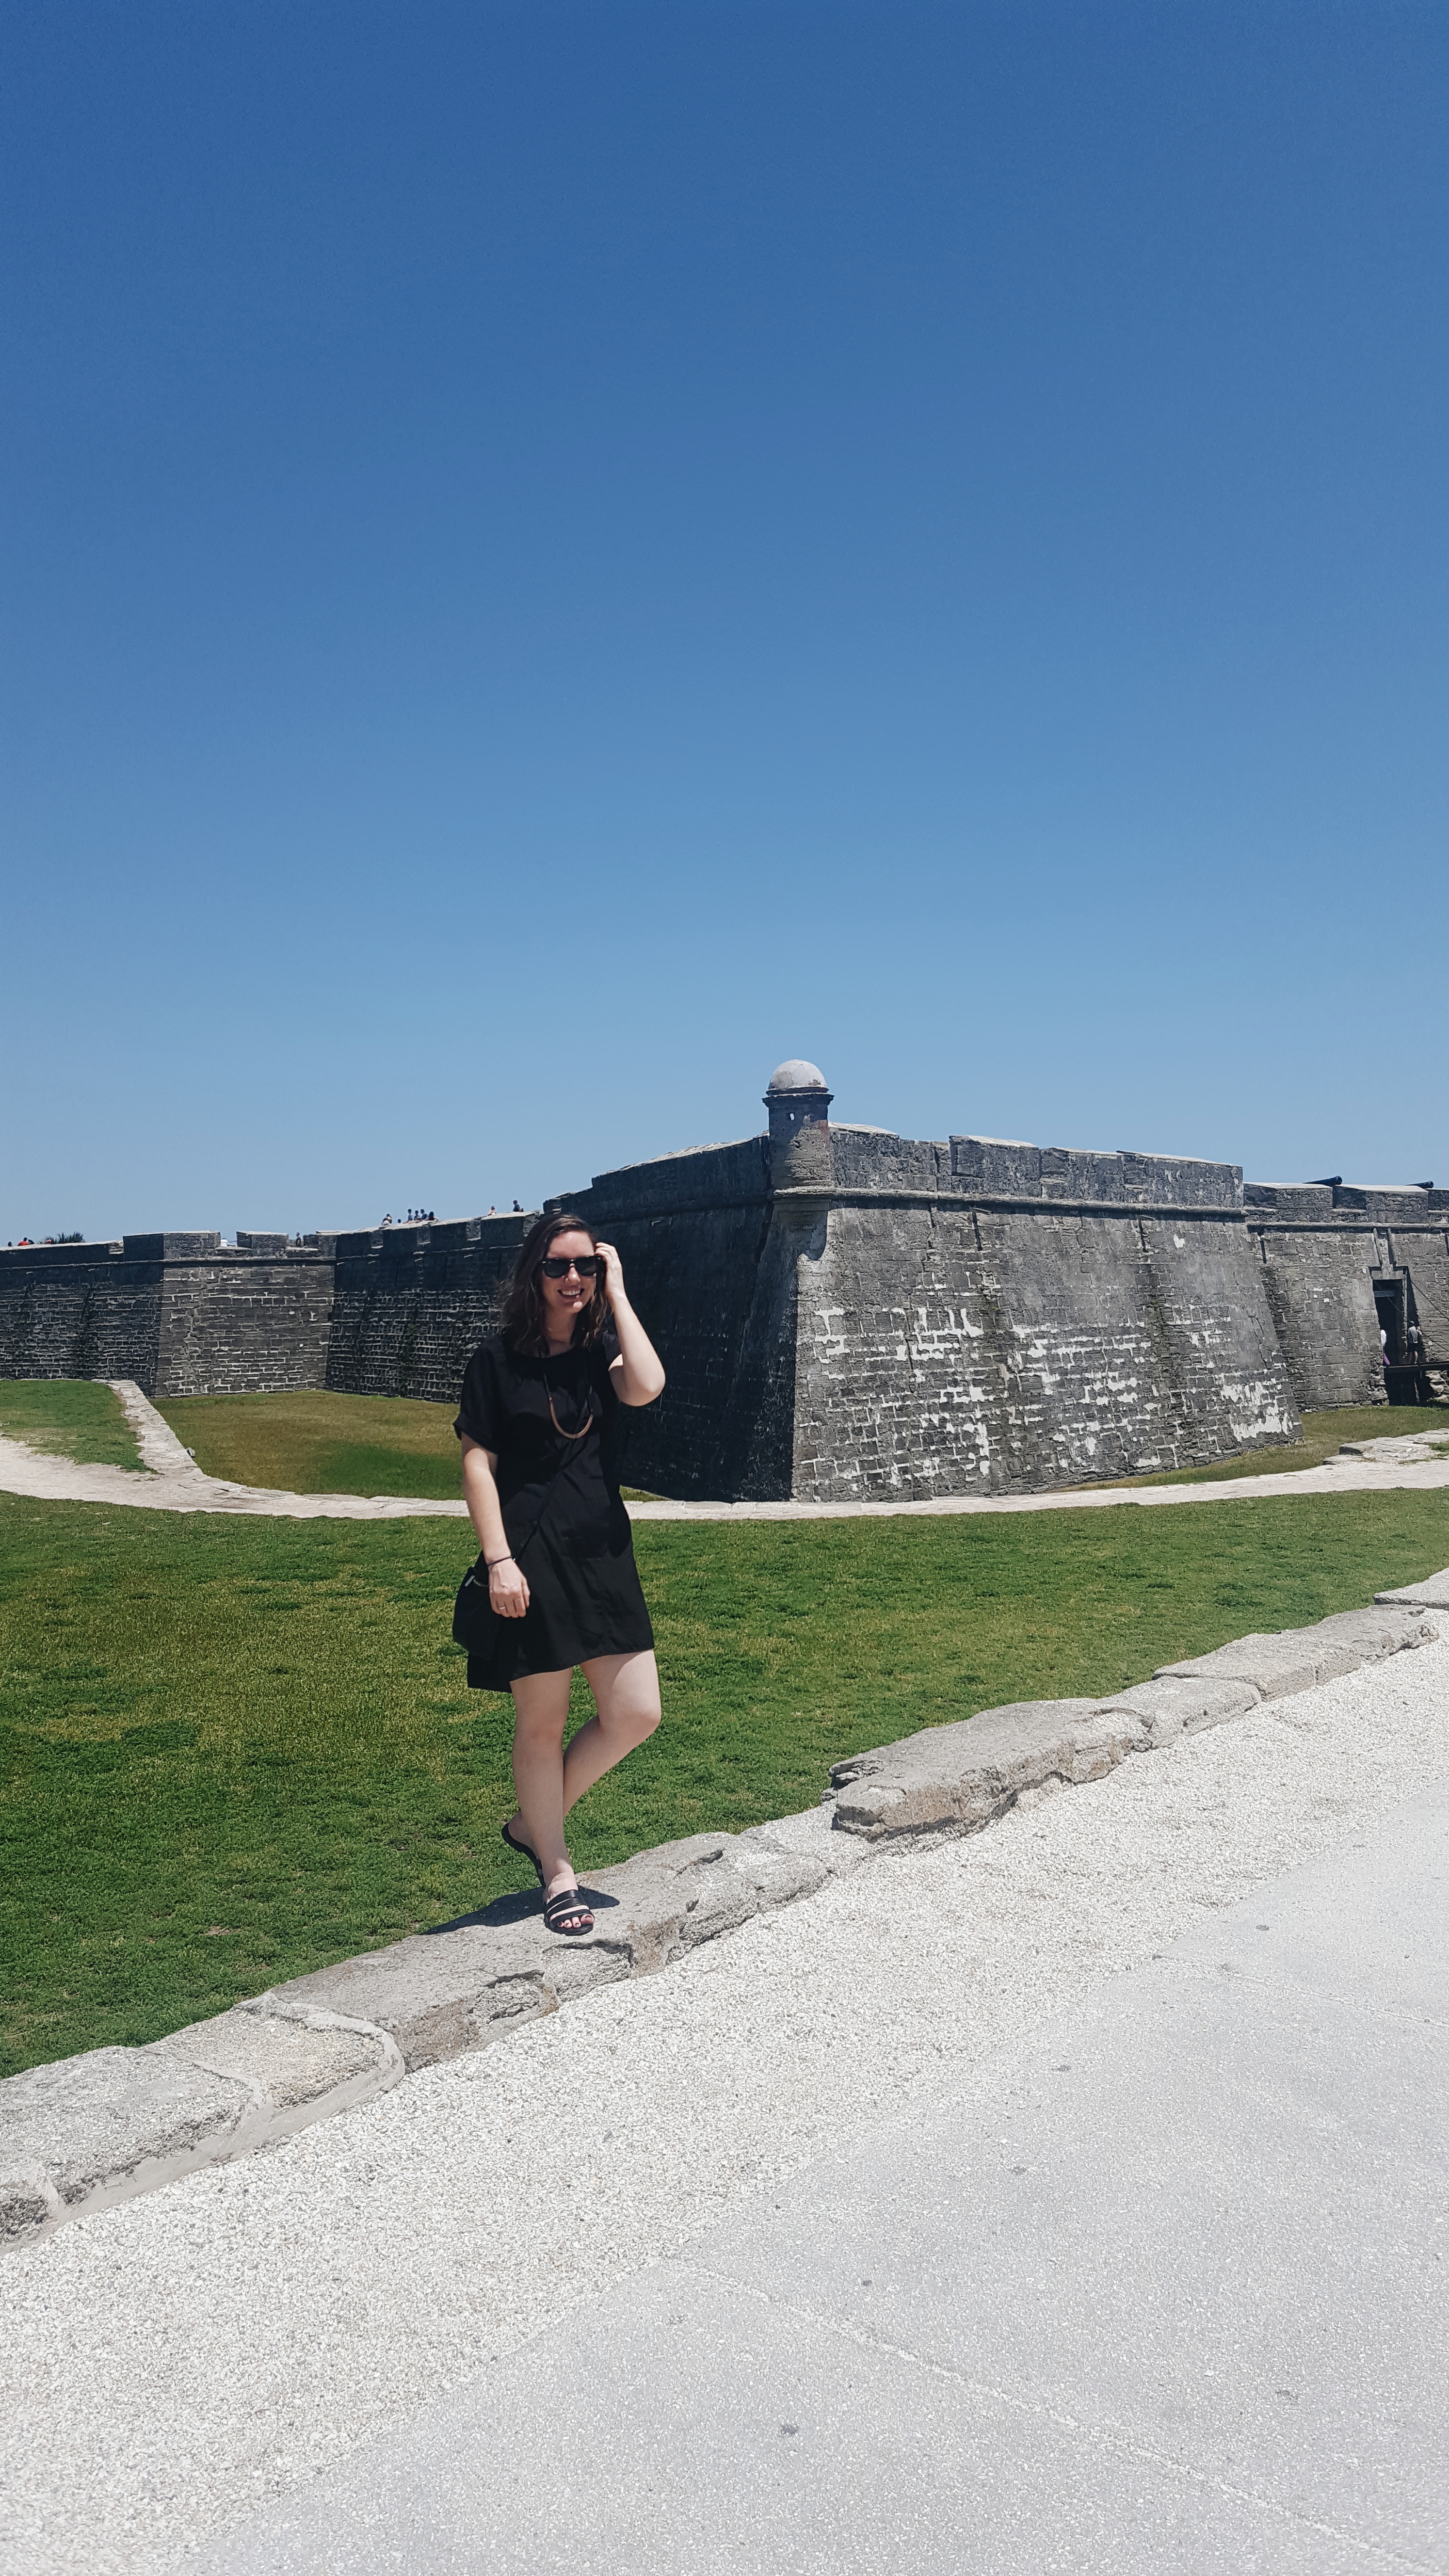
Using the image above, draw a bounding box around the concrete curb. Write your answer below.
[2,1582,1445,2254]
[0,1998,404,2250]
[829,1601,1441,1842]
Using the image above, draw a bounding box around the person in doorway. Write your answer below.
[456,1214,666,1935]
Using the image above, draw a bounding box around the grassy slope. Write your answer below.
[4,1485,1449,2076]
[0,1380,145,1472]
[156,1388,464,1498]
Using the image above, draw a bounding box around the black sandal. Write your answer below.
[543,1883,594,1937]
[500,1819,545,1889]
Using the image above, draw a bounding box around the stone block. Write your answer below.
[1092,1675,1262,1746]
[0,2043,255,2244]
[270,1833,828,2072]
[0,1999,406,2250]
[274,1921,599,2072]
[950,1136,1043,1196]
[1308,1605,1440,1657]
[171,1998,403,2125]
[1152,1636,1306,1699]
[736,1806,869,1876]
[587,1831,828,1972]
[829,1699,1135,1845]
[1376,1568,1449,1611]
[1155,1605,1438,1702]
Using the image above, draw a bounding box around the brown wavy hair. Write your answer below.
[501,1212,608,1356]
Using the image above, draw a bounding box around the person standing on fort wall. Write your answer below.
[456,1214,666,1936]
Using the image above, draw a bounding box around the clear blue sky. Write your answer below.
[3,0,1444,1239]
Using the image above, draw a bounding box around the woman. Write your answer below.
[457,1214,666,1936]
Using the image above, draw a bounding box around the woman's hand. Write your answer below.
[489,1555,531,1619]
[596,1239,626,1308]
[598,1242,667,1406]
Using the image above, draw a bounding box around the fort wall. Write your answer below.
[0,1240,163,1388]
[154,1237,336,1397]
[791,1192,1299,1502]
[0,1235,337,1399]
[544,1138,793,1497]
[544,1122,1307,1499]
[1247,1182,1449,1411]
[4,1067,1445,1496]
[325,1215,531,1403]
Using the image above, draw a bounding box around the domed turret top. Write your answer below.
[765,1059,829,1096]
[764,1059,834,1174]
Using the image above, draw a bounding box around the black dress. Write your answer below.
[454,1328,655,1692]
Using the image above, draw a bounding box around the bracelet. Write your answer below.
[485,1553,515,1568]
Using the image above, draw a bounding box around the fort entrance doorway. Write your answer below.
[1373,1275,1405,1366]
[1374,1268,1430,1402]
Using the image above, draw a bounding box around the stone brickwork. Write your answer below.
[790,1196,1298,1501]
[546,1110,1304,1500]
[154,1240,336,1398]
[1395,1222,1449,1365]
[543,1139,790,1497]
[4,1066,1445,1493]
[0,1236,336,1400]
[1247,1181,1449,1410]
[0,1240,162,1387]
[325,1215,531,1403]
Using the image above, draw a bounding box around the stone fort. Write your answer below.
[3,1062,1445,1500]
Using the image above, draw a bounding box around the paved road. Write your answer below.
[193,1795,1449,2576]
[6,1642,1448,2575]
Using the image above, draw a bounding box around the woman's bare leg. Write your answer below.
[506,1652,661,1896]
[508,1668,575,1898]
[562,1651,661,1811]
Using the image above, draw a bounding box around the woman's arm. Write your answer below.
[460,1436,530,1615]
[596,1241,666,1405]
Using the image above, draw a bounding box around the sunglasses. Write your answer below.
[541,1255,603,1280]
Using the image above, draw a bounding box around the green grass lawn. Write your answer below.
[0,1379,145,1473]
[4,1483,1449,2077]
[1082,1403,1449,1491]
[155,1387,465,1497]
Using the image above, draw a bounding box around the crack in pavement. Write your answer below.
[683,2266,1440,2573]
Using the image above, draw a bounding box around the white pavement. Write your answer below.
[5,1639,1449,2574]
[0,1382,1447,1522]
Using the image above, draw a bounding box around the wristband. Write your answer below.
[485,1553,515,1568]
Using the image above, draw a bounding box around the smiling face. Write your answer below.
[538,1228,599,1345]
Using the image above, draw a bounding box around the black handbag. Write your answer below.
[452,1554,504,1656]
